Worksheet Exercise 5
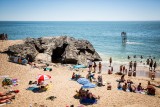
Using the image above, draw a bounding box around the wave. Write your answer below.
[126,41,144,45]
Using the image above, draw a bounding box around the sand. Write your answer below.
[0,40,160,107]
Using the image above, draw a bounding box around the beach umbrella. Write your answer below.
[82,83,96,89]
[37,74,51,84]
[77,78,90,85]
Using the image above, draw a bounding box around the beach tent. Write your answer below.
[77,78,90,85]
[73,65,87,69]
[37,74,51,84]
[82,83,96,89]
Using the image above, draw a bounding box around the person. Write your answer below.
[97,75,105,86]
[129,61,132,71]
[88,93,100,100]
[122,66,125,74]
[133,61,137,71]
[146,59,149,65]
[120,65,123,73]
[137,83,143,91]
[108,69,112,74]
[72,72,76,79]
[121,74,125,82]
[129,84,136,92]
[107,82,112,90]
[133,55,136,58]
[98,62,102,73]
[153,61,157,71]
[127,56,130,59]
[122,82,127,91]
[145,81,156,95]
[151,71,155,80]
[117,81,122,89]
[88,60,93,71]
[140,55,143,59]
[149,59,153,70]
[86,72,95,82]
[111,66,113,72]
[93,62,97,73]
[117,74,125,82]
[109,57,112,67]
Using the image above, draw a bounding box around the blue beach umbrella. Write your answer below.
[82,83,96,89]
[77,78,90,85]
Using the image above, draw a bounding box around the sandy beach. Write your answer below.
[0,40,160,107]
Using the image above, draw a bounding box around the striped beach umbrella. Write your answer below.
[37,74,51,84]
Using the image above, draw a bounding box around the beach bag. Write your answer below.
[128,71,132,76]
[133,72,136,77]
[2,78,12,86]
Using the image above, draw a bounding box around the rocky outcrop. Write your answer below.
[7,36,102,65]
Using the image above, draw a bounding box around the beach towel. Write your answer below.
[80,98,97,105]
[73,65,87,69]
[26,85,40,92]
[12,79,18,86]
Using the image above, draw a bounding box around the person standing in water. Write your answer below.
[153,61,157,71]
[129,61,132,71]
[109,57,112,67]
[149,59,153,71]
[133,61,137,71]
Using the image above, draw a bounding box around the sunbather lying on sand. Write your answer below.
[0,99,11,104]
[0,93,15,100]
[76,88,100,100]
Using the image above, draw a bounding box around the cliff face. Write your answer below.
[7,36,102,65]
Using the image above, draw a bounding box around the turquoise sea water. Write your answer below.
[0,21,160,64]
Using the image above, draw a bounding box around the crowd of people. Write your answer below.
[75,88,100,100]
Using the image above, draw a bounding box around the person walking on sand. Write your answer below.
[98,62,102,73]
[109,57,112,67]
[153,61,157,71]
[93,61,97,73]
[151,71,156,80]
[133,61,137,71]
[88,60,93,71]
[129,61,132,71]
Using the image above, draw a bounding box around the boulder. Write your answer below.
[35,53,51,63]
[6,36,102,64]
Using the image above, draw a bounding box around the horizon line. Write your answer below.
[0,20,160,22]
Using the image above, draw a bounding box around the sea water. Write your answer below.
[0,21,160,65]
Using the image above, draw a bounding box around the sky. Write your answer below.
[0,0,160,21]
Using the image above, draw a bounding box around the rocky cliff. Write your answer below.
[7,36,102,65]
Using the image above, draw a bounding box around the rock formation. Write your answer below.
[7,36,102,65]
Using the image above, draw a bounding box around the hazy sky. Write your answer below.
[0,0,160,21]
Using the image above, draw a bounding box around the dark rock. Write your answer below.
[7,36,102,65]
